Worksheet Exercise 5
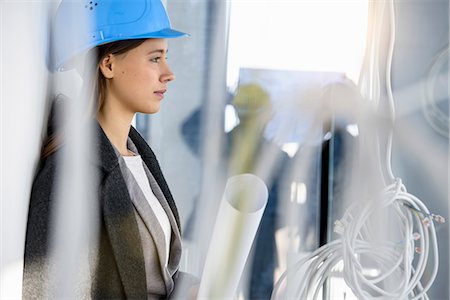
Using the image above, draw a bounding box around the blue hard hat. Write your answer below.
[53,0,188,71]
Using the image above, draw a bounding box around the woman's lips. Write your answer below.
[154,89,166,99]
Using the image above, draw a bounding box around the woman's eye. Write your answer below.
[150,57,161,63]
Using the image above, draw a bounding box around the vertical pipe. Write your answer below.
[319,117,334,300]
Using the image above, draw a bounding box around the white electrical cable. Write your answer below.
[383,0,396,182]
[359,0,394,187]
[271,179,445,300]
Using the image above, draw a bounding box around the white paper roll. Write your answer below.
[197,174,268,299]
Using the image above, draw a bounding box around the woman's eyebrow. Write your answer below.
[147,49,168,55]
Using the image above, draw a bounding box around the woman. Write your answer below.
[23,0,192,298]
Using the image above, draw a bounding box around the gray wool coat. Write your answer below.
[23,122,185,299]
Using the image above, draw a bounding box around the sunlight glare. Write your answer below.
[227,1,369,86]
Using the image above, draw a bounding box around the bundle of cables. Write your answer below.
[271,1,446,298]
[271,178,445,299]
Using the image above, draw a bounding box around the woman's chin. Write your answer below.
[141,104,161,114]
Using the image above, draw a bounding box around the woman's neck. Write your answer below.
[97,105,135,156]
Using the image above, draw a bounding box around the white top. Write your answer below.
[122,155,171,266]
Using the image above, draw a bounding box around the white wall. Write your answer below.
[1,1,53,298]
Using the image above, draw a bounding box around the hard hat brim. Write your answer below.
[100,28,190,45]
[134,28,190,39]
[93,28,189,48]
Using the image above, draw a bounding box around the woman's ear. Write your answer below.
[99,54,115,79]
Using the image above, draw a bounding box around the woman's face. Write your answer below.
[102,38,174,115]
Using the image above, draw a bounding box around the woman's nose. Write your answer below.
[160,63,175,83]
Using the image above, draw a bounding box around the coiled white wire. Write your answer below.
[271,179,444,300]
[271,1,445,299]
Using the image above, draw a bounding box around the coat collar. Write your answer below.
[94,122,121,173]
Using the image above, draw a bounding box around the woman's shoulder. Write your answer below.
[30,153,59,199]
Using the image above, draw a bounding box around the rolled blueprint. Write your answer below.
[197,174,268,299]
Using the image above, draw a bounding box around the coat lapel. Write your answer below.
[143,166,182,277]
[124,138,182,295]
[129,127,181,231]
[117,156,169,274]
[95,123,147,299]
